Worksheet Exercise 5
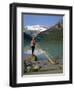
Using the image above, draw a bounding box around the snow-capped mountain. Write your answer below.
[24,25,49,32]
[23,25,50,37]
[23,22,62,37]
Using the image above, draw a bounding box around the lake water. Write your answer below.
[23,40,63,64]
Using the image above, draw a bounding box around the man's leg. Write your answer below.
[32,46,33,55]
[32,46,35,55]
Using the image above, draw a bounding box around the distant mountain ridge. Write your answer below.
[23,20,63,43]
[24,25,50,31]
[36,20,63,41]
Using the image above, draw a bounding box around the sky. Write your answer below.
[22,14,63,27]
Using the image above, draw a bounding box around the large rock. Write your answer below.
[24,55,38,73]
[25,55,38,61]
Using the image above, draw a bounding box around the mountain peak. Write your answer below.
[24,25,49,32]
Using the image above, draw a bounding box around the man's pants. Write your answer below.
[31,46,35,55]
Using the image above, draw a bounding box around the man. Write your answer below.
[30,37,36,55]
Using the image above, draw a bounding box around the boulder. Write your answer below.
[25,55,38,61]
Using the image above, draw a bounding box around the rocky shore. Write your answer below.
[23,55,63,75]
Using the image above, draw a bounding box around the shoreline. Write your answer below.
[23,59,63,75]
